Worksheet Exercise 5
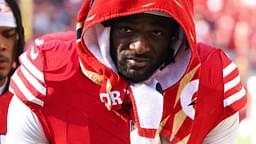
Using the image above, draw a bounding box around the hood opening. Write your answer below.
[77,0,198,88]
[82,13,191,89]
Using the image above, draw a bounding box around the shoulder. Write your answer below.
[5,96,48,143]
[8,32,79,108]
[197,43,246,117]
[23,31,78,81]
[197,43,222,64]
[197,43,236,87]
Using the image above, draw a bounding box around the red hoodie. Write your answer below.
[9,0,246,143]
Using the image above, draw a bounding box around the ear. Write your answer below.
[162,27,185,65]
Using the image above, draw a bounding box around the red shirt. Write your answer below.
[0,91,12,134]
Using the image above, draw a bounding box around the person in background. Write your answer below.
[0,0,24,143]
[5,0,246,143]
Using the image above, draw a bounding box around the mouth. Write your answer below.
[0,57,9,68]
[126,56,150,68]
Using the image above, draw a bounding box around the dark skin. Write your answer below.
[0,27,16,86]
[110,13,178,83]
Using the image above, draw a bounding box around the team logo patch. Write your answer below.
[180,79,199,120]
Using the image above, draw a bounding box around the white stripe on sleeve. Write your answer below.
[12,72,44,106]
[20,65,46,96]
[224,76,241,92]
[20,52,45,83]
[224,87,246,107]
[223,62,236,78]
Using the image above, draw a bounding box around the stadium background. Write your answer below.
[17,0,256,143]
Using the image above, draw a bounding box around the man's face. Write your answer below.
[0,26,16,85]
[110,13,176,83]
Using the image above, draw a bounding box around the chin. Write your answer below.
[120,71,150,83]
[117,65,155,83]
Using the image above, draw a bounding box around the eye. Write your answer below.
[2,30,16,39]
[119,26,133,33]
[151,30,164,37]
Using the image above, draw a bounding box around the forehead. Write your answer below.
[109,13,176,28]
[0,26,15,31]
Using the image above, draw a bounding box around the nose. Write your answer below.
[0,35,7,51]
[0,43,7,51]
[129,35,151,54]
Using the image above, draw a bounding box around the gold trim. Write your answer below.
[79,59,104,85]
[174,64,200,107]
[157,115,170,134]
[170,110,187,141]
[177,134,190,144]
[106,79,112,92]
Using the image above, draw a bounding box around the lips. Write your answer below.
[126,56,150,68]
[0,56,9,68]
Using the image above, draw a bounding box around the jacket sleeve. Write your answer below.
[9,32,77,108]
[203,112,239,144]
[220,51,247,117]
[9,38,47,108]
[4,96,48,144]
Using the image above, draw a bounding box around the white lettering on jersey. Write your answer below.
[109,91,122,105]
[100,91,123,106]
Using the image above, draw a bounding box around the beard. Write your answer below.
[116,57,162,83]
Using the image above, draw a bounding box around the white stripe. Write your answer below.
[76,23,83,29]
[20,65,46,95]
[174,0,184,8]
[76,39,81,43]
[20,52,44,83]
[223,62,236,78]
[12,72,44,107]
[86,14,96,22]
[224,75,241,92]
[9,86,14,94]
[0,135,5,144]
[224,87,246,107]
[141,3,155,7]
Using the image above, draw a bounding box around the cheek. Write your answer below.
[10,42,16,53]
[154,41,170,55]
[154,44,171,62]
[7,42,17,59]
[112,41,127,57]
[6,38,16,48]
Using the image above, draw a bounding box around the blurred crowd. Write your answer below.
[195,0,256,78]
[32,0,81,38]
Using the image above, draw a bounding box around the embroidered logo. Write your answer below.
[30,46,39,60]
[30,39,44,60]
[180,79,199,120]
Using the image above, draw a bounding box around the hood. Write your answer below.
[76,0,200,89]
[76,0,201,141]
